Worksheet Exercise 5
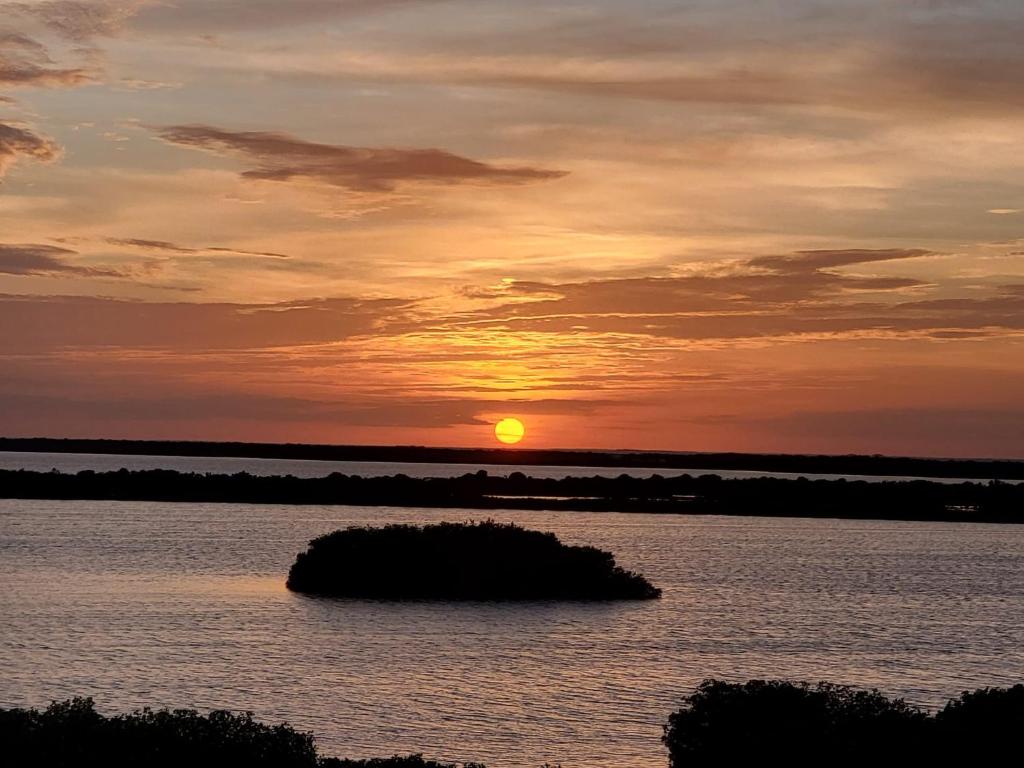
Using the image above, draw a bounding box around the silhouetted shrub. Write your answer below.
[287,521,661,600]
[663,680,929,765]
[935,684,1024,760]
[0,697,317,767]
[664,680,1024,766]
[0,699,487,767]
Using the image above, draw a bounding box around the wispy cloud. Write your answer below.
[0,293,414,352]
[0,242,119,276]
[748,249,933,273]
[445,249,1024,342]
[132,0,438,34]
[104,237,290,259]
[6,1,143,41]
[212,5,1024,119]
[153,124,567,192]
[0,31,90,86]
[0,122,60,176]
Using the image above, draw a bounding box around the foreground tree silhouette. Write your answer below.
[4,683,1022,766]
[0,698,317,767]
[287,521,661,600]
[663,680,1024,766]
[934,684,1024,761]
[0,699,482,767]
[663,680,930,765]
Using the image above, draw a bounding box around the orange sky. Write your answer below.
[1,1,1023,457]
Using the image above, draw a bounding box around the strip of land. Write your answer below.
[1,468,1020,523]
[1,437,1021,480]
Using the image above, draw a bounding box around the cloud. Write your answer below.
[493,248,931,310]
[0,31,91,87]
[446,250,1024,342]
[0,293,414,352]
[222,5,1024,120]
[6,1,143,41]
[104,237,290,259]
[0,60,90,87]
[0,379,616,439]
[0,389,489,427]
[4,0,442,42]
[131,0,435,34]
[734,406,1024,457]
[0,123,61,176]
[452,49,1024,117]
[154,124,567,192]
[748,248,933,273]
[0,242,119,276]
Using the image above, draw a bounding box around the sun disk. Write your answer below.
[495,418,525,445]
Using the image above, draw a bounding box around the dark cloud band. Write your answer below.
[154,124,567,192]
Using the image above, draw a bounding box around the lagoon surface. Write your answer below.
[3,499,1024,767]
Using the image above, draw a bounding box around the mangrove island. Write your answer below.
[286,521,661,600]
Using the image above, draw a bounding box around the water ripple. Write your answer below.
[2,501,1023,766]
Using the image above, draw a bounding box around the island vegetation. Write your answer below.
[1,467,1022,524]
[664,679,1024,765]
[2,437,1021,481]
[286,521,661,600]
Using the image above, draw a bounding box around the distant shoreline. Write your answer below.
[2,468,1021,524]
[1,437,1022,480]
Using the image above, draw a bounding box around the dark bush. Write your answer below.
[935,684,1024,760]
[665,679,1024,766]
[663,680,930,766]
[0,698,317,767]
[287,521,660,600]
[0,699,487,768]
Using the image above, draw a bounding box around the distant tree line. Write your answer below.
[2,436,1021,480]
[1,467,1022,523]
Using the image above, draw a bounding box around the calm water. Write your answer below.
[0,451,1007,483]
[3,500,1023,766]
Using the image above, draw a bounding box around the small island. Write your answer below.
[286,521,661,600]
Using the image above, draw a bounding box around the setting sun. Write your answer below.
[495,418,525,445]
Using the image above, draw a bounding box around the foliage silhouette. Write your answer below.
[1,467,1022,523]
[0,698,484,768]
[287,520,661,600]
[934,684,1024,761]
[663,680,927,765]
[4,684,1023,767]
[663,679,1024,766]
